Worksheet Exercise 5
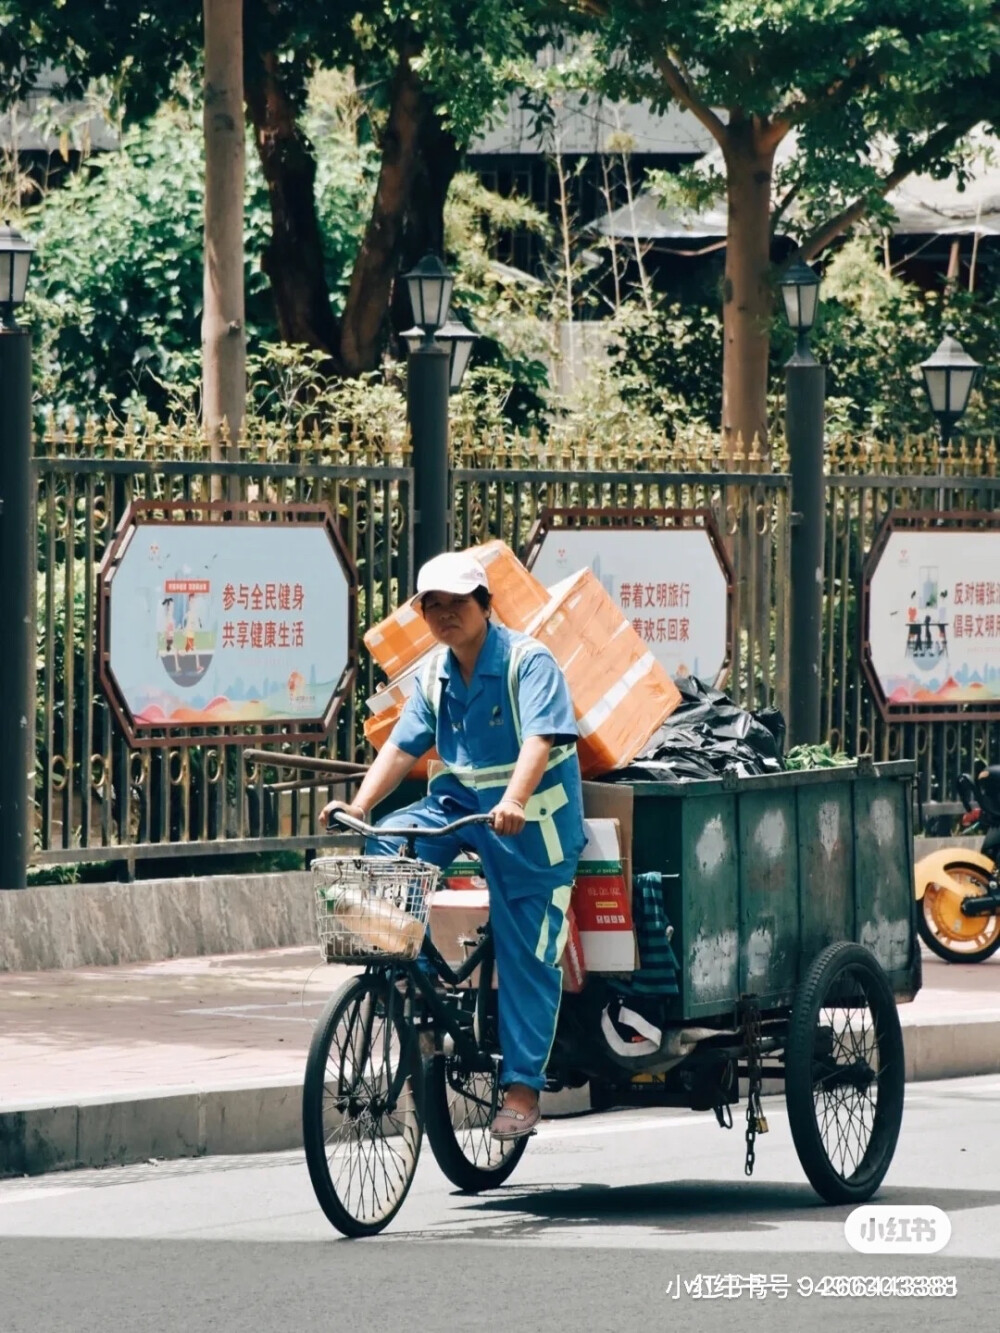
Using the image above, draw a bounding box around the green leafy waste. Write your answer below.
[784,743,855,771]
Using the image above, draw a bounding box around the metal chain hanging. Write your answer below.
[740,997,768,1176]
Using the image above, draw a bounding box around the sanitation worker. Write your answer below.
[322,551,585,1139]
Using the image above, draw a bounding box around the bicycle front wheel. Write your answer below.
[303,974,423,1237]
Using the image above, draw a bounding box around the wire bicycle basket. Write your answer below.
[312,855,441,963]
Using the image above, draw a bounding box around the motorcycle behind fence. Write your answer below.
[915,764,1000,963]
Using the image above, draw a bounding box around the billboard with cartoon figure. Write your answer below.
[99,506,357,743]
[863,512,1000,719]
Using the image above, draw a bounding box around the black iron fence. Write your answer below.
[30,421,1000,870]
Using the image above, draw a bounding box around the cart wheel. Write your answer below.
[422,1054,529,1192]
[785,942,904,1205]
[302,975,423,1237]
[918,861,1000,963]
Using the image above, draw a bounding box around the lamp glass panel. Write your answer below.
[781,284,801,330]
[798,282,819,330]
[449,338,474,391]
[947,368,976,415]
[0,249,33,308]
[407,273,453,331]
[922,366,948,414]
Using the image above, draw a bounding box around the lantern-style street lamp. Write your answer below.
[0,221,36,890]
[0,220,35,327]
[779,257,822,359]
[401,254,478,578]
[779,256,826,747]
[919,331,982,455]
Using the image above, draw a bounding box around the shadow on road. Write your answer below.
[436,1178,1000,1238]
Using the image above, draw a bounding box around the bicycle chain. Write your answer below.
[740,997,768,1177]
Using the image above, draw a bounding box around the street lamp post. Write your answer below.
[402,254,477,586]
[0,222,36,891]
[781,258,826,748]
[918,331,982,511]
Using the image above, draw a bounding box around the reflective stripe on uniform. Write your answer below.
[534,883,572,965]
[427,742,576,791]
[523,784,569,865]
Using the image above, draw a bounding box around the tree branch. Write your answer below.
[651,49,727,145]
[793,116,980,263]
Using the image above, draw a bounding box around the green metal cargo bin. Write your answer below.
[626,757,921,1021]
[565,758,919,1205]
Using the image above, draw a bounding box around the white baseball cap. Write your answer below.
[412,551,490,605]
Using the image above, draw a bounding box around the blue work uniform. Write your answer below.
[370,621,586,1091]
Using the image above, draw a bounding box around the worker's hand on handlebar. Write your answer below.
[321,798,366,830]
[490,797,526,837]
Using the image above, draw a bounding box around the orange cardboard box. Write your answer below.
[364,542,545,678]
[525,569,681,779]
[363,599,435,678]
[469,539,549,631]
[363,659,437,778]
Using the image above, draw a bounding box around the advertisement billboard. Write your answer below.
[98,504,357,744]
[863,511,1000,720]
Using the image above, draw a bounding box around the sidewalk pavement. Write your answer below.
[3,945,1000,1177]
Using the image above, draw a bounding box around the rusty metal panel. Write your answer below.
[678,795,739,1014]
[852,777,914,980]
[632,762,918,1022]
[737,790,799,998]
[796,783,855,969]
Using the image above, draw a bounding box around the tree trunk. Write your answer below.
[389,109,461,334]
[202,0,246,474]
[244,52,341,361]
[340,51,425,374]
[721,119,777,457]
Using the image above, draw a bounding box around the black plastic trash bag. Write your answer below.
[601,675,786,783]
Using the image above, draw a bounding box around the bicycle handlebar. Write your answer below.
[327,809,494,839]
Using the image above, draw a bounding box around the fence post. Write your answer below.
[0,325,33,889]
[407,341,451,589]
[786,348,826,748]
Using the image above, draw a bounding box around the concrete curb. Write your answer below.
[3,1015,998,1179]
[0,872,316,972]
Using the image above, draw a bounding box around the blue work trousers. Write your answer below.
[368,795,571,1091]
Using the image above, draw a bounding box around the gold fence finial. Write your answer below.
[42,408,58,457]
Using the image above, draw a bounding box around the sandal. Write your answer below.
[490,1100,541,1140]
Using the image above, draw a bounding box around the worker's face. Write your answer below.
[420,591,489,652]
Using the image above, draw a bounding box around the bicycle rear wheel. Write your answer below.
[423,1053,529,1192]
[303,974,423,1236]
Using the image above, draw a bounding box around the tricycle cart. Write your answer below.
[301,759,919,1237]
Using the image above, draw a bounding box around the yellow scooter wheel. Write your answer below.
[919,861,1000,963]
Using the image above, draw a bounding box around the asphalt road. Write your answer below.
[2,1074,998,1333]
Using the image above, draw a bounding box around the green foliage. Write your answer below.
[602,297,724,430]
[797,238,1000,438]
[23,90,376,419]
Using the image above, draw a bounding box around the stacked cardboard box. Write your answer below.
[571,817,634,973]
[427,854,587,992]
[469,538,550,631]
[362,658,437,778]
[363,540,548,680]
[363,545,681,781]
[425,818,631,982]
[524,568,681,779]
